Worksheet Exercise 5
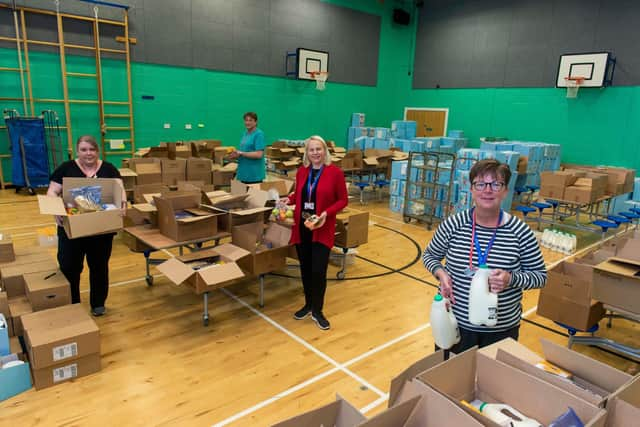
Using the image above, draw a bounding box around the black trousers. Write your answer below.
[295,241,330,314]
[57,227,114,309]
[438,325,520,359]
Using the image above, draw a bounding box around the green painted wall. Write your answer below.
[0,0,417,183]
[407,86,640,170]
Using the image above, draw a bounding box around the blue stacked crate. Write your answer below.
[448,130,465,138]
[412,140,425,153]
[441,137,468,153]
[542,143,562,171]
[391,120,417,139]
[363,137,375,150]
[367,127,376,137]
[351,113,365,127]
[350,136,366,151]
[634,178,640,201]
[389,160,408,213]
[373,138,389,150]
[415,137,441,151]
[480,141,499,151]
[392,138,411,152]
[348,126,368,149]
[375,127,390,139]
[495,151,520,173]
[512,142,545,174]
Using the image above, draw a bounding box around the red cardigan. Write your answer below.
[287,164,348,249]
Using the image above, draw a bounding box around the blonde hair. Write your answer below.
[302,135,332,167]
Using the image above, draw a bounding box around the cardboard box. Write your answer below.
[232,222,291,276]
[564,185,600,204]
[384,381,485,427]
[156,244,249,294]
[22,304,100,369]
[8,296,32,337]
[335,211,369,248]
[605,376,640,426]
[133,183,169,204]
[154,193,221,242]
[0,354,32,401]
[160,159,187,186]
[1,259,58,298]
[271,396,365,427]
[187,158,213,184]
[118,168,137,191]
[210,185,272,231]
[0,246,50,267]
[212,163,237,186]
[539,171,577,199]
[536,261,605,330]
[31,352,100,390]
[0,234,15,263]
[9,336,24,360]
[133,161,162,185]
[246,179,294,197]
[0,292,8,323]
[417,348,607,427]
[484,338,632,407]
[593,256,640,313]
[37,178,124,239]
[388,350,447,407]
[24,270,71,311]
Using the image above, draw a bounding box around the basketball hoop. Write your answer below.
[564,76,585,98]
[310,71,329,91]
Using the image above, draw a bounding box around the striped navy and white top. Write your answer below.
[423,210,546,332]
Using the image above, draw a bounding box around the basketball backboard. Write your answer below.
[286,48,329,81]
[556,52,614,88]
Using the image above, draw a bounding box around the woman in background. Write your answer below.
[228,111,266,184]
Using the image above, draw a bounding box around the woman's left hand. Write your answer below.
[305,211,327,230]
[489,269,511,293]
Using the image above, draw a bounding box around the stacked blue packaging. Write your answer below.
[351,113,365,127]
[363,137,375,150]
[391,160,408,180]
[390,178,406,197]
[389,196,405,213]
[412,140,425,153]
[448,130,465,138]
[348,127,369,148]
[374,138,390,150]
[391,120,417,139]
[350,136,366,151]
[375,128,390,139]
[441,137,468,153]
[415,137,441,151]
[494,151,520,173]
[634,178,640,201]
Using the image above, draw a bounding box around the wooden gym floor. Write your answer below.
[0,188,637,426]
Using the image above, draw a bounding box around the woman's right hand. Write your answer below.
[435,269,455,306]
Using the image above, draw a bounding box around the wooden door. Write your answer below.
[405,109,447,137]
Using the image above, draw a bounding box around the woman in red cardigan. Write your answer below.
[285,135,348,330]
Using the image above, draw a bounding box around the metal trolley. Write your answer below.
[403,151,456,230]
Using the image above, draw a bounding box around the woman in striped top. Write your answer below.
[423,159,546,354]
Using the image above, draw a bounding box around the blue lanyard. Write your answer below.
[306,167,323,201]
[472,209,502,266]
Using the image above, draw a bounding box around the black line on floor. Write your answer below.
[521,318,568,337]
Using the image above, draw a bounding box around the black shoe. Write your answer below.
[311,312,330,330]
[293,306,311,320]
[91,306,106,317]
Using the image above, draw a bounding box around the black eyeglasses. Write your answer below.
[472,181,505,191]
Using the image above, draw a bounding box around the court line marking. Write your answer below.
[1,222,55,231]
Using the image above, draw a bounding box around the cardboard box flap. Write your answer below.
[271,396,366,427]
[359,396,420,427]
[184,208,213,216]
[231,179,248,195]
[594,258,640,279]
[132,203,156,213]
[142,193,162,204]
[477,337,541,363]
[119,168,137,177]
[612,375,640,407]
[264,222,292,247]
[214,243,251,262]
[363,157,378,166]
[156,258,194,284]
[417,347,477,402]
[245,188,270,209]
[37,195,68,216]
[135,163,162,174]
[540,339,632,394]
[198,262,244,285]
[389,350,446,407]
[616,238,640,261]
[176,214,214,224]
[205,193,249,208]
[606,398,640,427]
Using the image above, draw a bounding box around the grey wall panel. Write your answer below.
[414,0,640,88]
[0,0,380,86]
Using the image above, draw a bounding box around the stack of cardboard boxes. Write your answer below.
[274,336,639,426]
[0,237,102,399]
[266,141,301,173]
[540,166,636,203]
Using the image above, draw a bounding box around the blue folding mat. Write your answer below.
[5,117,50,189]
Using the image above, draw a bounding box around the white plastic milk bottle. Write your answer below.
[471,400,543,427]
[430,294,460,349]
[468,265,498,327]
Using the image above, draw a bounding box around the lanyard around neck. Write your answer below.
[468,208,503,268]
[306,167,323,202]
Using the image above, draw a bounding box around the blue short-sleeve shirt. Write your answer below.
[237,128,265,182]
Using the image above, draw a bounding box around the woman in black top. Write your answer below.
[47,135,125,317]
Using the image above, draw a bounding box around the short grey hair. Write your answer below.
[302,135,332,167]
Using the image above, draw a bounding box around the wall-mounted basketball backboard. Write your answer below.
[285,48,329,81]
[556,52,615,88]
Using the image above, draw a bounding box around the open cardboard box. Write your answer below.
[154,193,222,242]
[416,347,607,427]
[133,183,169,204]
[24,270,71,312]
[38,178,124,239]
[593,256,640,314]
[605,376,640,426]
[271,395,365,427]
[536,261,605,330]
[335,210,369,248]
[232,221,291,276]
[383,382,486,427]
[187,158,213,184]
[118,168,137,191]
[246,178,294,197]
[133,161,162,185]
[483,338,632,407]
[212,162,237,186]
[389,350,448,407]
[160,159,187,186]
[207,183,272,231]
[156,244,249,294]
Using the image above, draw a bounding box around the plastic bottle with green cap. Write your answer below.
[470,400,543,427]
[468,264,498,327]
[430,293,460,349]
